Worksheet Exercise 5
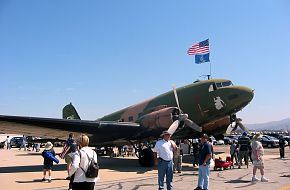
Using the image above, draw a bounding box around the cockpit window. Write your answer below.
[215,81,233,89]
[216,83,223,88]
[222,81,233,87]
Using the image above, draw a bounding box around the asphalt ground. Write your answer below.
[0,144,289,190]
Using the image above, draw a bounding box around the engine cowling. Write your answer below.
[138,107,179,129]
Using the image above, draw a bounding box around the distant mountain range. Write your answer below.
[246,118,290,131]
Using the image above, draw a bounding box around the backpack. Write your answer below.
[80,150,99,178]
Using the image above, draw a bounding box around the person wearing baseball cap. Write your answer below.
[194,133,212,190]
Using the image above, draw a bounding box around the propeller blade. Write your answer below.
[184,119,202,132]
[167,120,180,135]
[171,84,202,133]
[226,116,249,134]
[172,84,181,111]
[226,122,236,134]
[236,121,248,132]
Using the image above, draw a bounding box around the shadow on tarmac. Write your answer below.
[224,179,252,183]
[16,152,42,156]
[0,153,199,174]
[280,174,290,178]
[98,154,198,173]
[0,164,66,173]
[16,178,66,183]
[98,156,154,174]
[224,173,252,184]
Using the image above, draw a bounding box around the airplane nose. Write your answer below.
[237,86,254,106]
[245,87,254,102]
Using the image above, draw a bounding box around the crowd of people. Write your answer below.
[41,133,99,190]
[228,132,269,182]
[2,130,289,190]
[152,130,290,190]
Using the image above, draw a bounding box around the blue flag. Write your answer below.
[195,53,210,64]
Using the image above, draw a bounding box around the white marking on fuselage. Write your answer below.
[214,97,226,110]
[67,115,74,119]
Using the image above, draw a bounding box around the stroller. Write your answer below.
[214,156,233,171]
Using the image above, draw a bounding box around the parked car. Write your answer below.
[232,135,241,142]
[223,137,233,145]
[216,140,225,145]
[96,147,107,156]
[283,136,290,144]
[209,136,217,145]
[279,136,289,146]
[10,137,24,148]
[261,135,279,148]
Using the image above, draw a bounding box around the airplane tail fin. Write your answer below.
[62,102,81,120]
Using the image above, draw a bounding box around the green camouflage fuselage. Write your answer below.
[99,79,253,133]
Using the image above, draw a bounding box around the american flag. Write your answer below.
[59,143,70,159]
[187,39,209,55]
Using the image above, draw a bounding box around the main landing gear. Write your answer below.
[129,141,155,167]
[138,148,154,167]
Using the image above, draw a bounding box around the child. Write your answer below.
[42,142,58,182]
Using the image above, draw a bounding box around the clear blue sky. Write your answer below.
[0,0,289,124]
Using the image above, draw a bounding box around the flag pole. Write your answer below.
[209,38,211,79]
[209,60,212,79]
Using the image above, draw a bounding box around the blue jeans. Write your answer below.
[197,165,210,190]
[158,159,173,190]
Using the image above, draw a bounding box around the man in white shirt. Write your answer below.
[153,131,177,190]
[5,136,11,150]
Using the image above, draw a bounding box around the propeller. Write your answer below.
[226,116,249,134]
[167,84,202,135]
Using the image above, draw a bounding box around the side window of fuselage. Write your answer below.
[208,83,217,92]
[216,83,222,88]
[209,84,214,92]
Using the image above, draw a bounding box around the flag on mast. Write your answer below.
[187,39,210,64]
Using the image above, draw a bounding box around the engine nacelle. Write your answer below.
[139,107,179,129]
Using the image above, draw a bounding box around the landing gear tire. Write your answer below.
[138,148,154,167]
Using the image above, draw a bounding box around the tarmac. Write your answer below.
[0,144,289,190]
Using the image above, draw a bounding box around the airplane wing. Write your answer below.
[0,115,145,146]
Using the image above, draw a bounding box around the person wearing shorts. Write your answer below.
[251,133,269,182]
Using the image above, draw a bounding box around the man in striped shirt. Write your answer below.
[237,132,251,169]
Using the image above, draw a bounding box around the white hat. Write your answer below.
[45,141,53,150]
[253,133,262,140]
[160,130,172,137]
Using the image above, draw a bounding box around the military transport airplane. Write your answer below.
[0,78,254,166]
